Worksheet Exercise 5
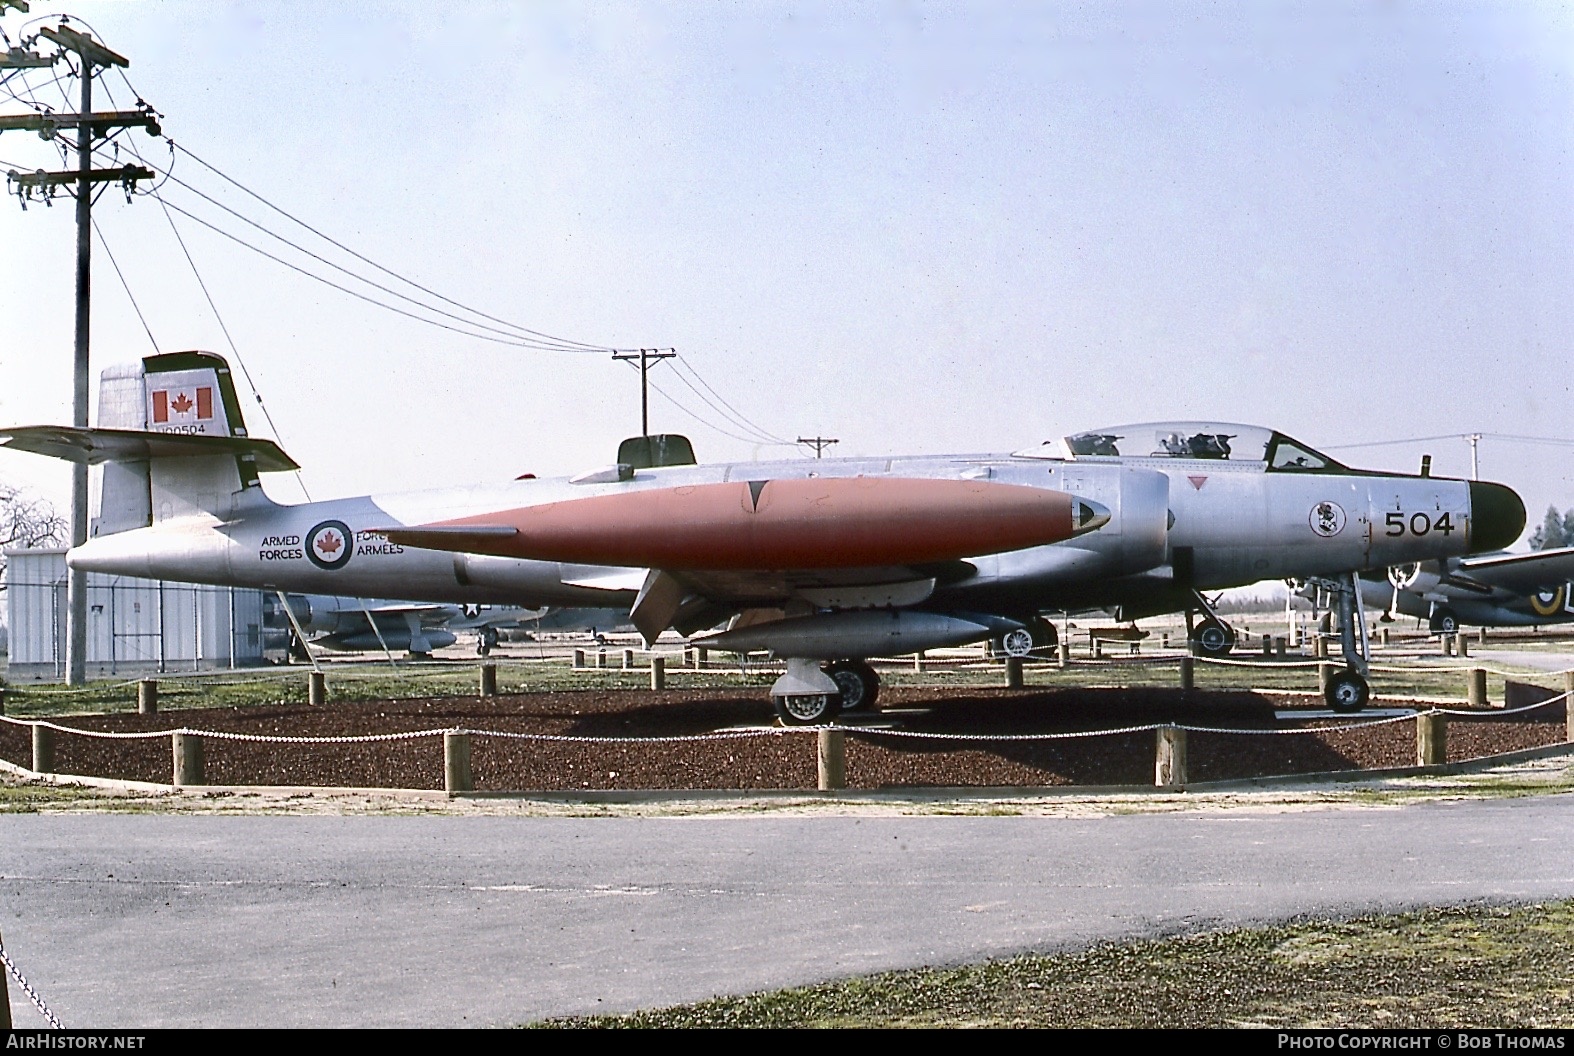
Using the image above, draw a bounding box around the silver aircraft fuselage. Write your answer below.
[69,438,1515,620]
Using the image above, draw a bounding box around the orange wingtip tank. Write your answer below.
[385,477,1108,571]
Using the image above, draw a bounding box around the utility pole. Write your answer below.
[610,347,675,437]
[1,20,157,684]
[797,436,839,459]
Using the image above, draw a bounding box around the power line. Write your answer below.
[165,138,616,353]
[1325,433,1574,451]
[148,180,312,501]
[128,150,602,351]
[151,193,609,353]
[90,215,157,353]
[641,373,796,448]
[668,355,794,446]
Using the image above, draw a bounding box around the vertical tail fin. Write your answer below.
[92,351,265,534]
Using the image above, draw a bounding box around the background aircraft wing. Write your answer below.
[1450,547,1574,594]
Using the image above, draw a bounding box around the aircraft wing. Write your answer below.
[626,563,974,643]
[1450,547,1574,594]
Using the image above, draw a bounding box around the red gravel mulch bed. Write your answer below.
[0,687,1565,792]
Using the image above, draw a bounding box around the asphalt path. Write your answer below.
[3,797,1574,1028]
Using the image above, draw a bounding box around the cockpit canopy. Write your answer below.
[1016,422,1348,473]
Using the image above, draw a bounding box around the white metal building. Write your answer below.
[3,548,267,680]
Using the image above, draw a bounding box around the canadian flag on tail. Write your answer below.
[151,386,214,423]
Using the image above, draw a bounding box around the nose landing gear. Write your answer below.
[1305,571,1373,712]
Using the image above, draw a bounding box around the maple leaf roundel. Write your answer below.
[305,520,354,570]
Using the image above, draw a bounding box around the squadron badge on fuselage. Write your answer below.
[1309,501,1346,538]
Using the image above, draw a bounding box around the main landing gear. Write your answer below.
[824,659,881,713]
[1185,591,1237,658]
[992,616,1058,659]
[770,658,884,725]
[1306,571,1373,713]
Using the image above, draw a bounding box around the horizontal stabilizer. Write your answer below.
[0,425,300,472]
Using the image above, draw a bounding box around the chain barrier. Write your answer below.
[0,705,1495,748]
[1433,689,1572,719]
[0,940,63,1028]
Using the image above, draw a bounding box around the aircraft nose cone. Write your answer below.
[1073,498,1111,536]
[1469,481,1525,553]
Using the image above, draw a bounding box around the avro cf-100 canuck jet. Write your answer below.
[1,352,1525,722]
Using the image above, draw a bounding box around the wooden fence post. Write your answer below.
[1005,657,1024,688]
[31,724,54,774]
[1467,668,1487,709]
[650,656,666,690]
[172,731,205,787]
[1179,655,1194,693]
[622,648,634,670]
[1417,712,1446,766]
[308,671,327,706]
[817,729,845,791]
[137,678,158,715]
[1155,725,1187,787]
[1564,671,1574,744]
[572,648,585,669]
[479,662,498,697]
[444,732,474,794]
[1057,641,1070,669]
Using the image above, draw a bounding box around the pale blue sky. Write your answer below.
[1,1,1571,539]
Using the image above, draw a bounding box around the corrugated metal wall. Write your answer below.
[3,548,267,679]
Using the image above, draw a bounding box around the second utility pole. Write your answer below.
[611,347,675,437]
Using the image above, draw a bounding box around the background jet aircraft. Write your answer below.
[265,594,541,658]
[1351,547,1574,634]
[1,352,1524,721]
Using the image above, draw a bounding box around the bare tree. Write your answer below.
[0,482,68,582]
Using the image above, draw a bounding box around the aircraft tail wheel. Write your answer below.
[1190,618,1236,658]
[1325,670,1370,713]
[774,693,841,726]
[823,659,880,712]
